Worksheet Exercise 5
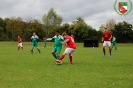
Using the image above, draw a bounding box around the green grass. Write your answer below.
[0,42,133,88]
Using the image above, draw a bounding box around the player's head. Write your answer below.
[33,32,36,36]
[62,32,67,38]
[18,36,20,38]
[55,31,59,36]
[104,28,108,32]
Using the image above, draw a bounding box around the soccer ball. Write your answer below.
[56,61,62,65]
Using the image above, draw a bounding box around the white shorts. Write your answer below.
[18,43,22,47]
[103,41,111,47]
[64,48,75,55]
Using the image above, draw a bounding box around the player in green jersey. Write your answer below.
[112,36,117,50]
[43,38,46,48]
[51,31,64,60]
[30,32,41,54]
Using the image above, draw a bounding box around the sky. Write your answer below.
[0,0,133,30]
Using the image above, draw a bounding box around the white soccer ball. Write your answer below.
[56,61,62,65]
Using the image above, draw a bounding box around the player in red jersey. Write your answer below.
[102,28,112,57]
[56,33,76,64]
[18,36,23,50]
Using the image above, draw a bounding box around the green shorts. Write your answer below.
[32,43,38,47]
[112,42,116,46]
[52,46,62,53]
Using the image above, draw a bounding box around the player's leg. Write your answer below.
[103,41,106,56]
[56,48,70,63]
[18,43,20,50]
[52,47,57,59]
[31,46,34,54]
[35,43,41,53]
[69,48,75,64]
[108,41,112,56]
[37,47,41,53]
[20,43,23,50]
[44,42,46,47]
[56,46,62,59]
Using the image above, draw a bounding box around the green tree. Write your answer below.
[112,21,133,43]
[72,17,88,42]
[6,17,24,41]
[23,19,45,41]
[42,8,62,36]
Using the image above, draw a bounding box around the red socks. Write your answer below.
[69,55,72,63]
[60,54,65,60]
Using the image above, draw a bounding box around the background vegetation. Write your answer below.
[0,8,133,42]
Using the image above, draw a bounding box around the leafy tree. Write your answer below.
[99,19,116,31]
[42,8,62,36]
[112,21,133,43]
[23,19,45,41]
[72,17,88,42]
[6,17,24,41]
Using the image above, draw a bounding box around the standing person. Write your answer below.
[112,36,117,50]
[51,31,64,60]
[102,28,112,57]
[56,33,76,64]
[43,38,47,48]
[18,36,23,50]
[30,32,41,54]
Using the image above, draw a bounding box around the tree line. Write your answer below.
[0,8,133,43]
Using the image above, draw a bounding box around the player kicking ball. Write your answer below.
[56,33,76,64]
[102,28,112,57]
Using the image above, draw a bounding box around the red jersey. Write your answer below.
[65,36,76,49]
[18,37,22,43]
[102,31,112,41]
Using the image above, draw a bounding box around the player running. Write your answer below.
[18,36,23,50]
[56,33,76,64]
[102,28,112,57]
[51,31,64,60]
[112,36,117,50]
[30,32,41,54]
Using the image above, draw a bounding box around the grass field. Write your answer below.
[0,42,133,88]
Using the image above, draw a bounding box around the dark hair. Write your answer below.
[56,31,59,33]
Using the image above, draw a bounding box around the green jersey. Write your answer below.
[52,35,64,46]
[31,35,39,44]
[112,37,116,43]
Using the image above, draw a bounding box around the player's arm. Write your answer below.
[102,37,104,42]
[62,39,69,44]
[109,34,112,41]
[46,38,53,41]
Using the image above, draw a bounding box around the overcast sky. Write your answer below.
[0,0,133,30]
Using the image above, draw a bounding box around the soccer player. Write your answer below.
[30,32,41,54]
[56,33,76,64]
[43,38,46,48]
[102,28,112,57]
[112,36,117,50]
[51,31,64,60]
[18,36,23,50]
